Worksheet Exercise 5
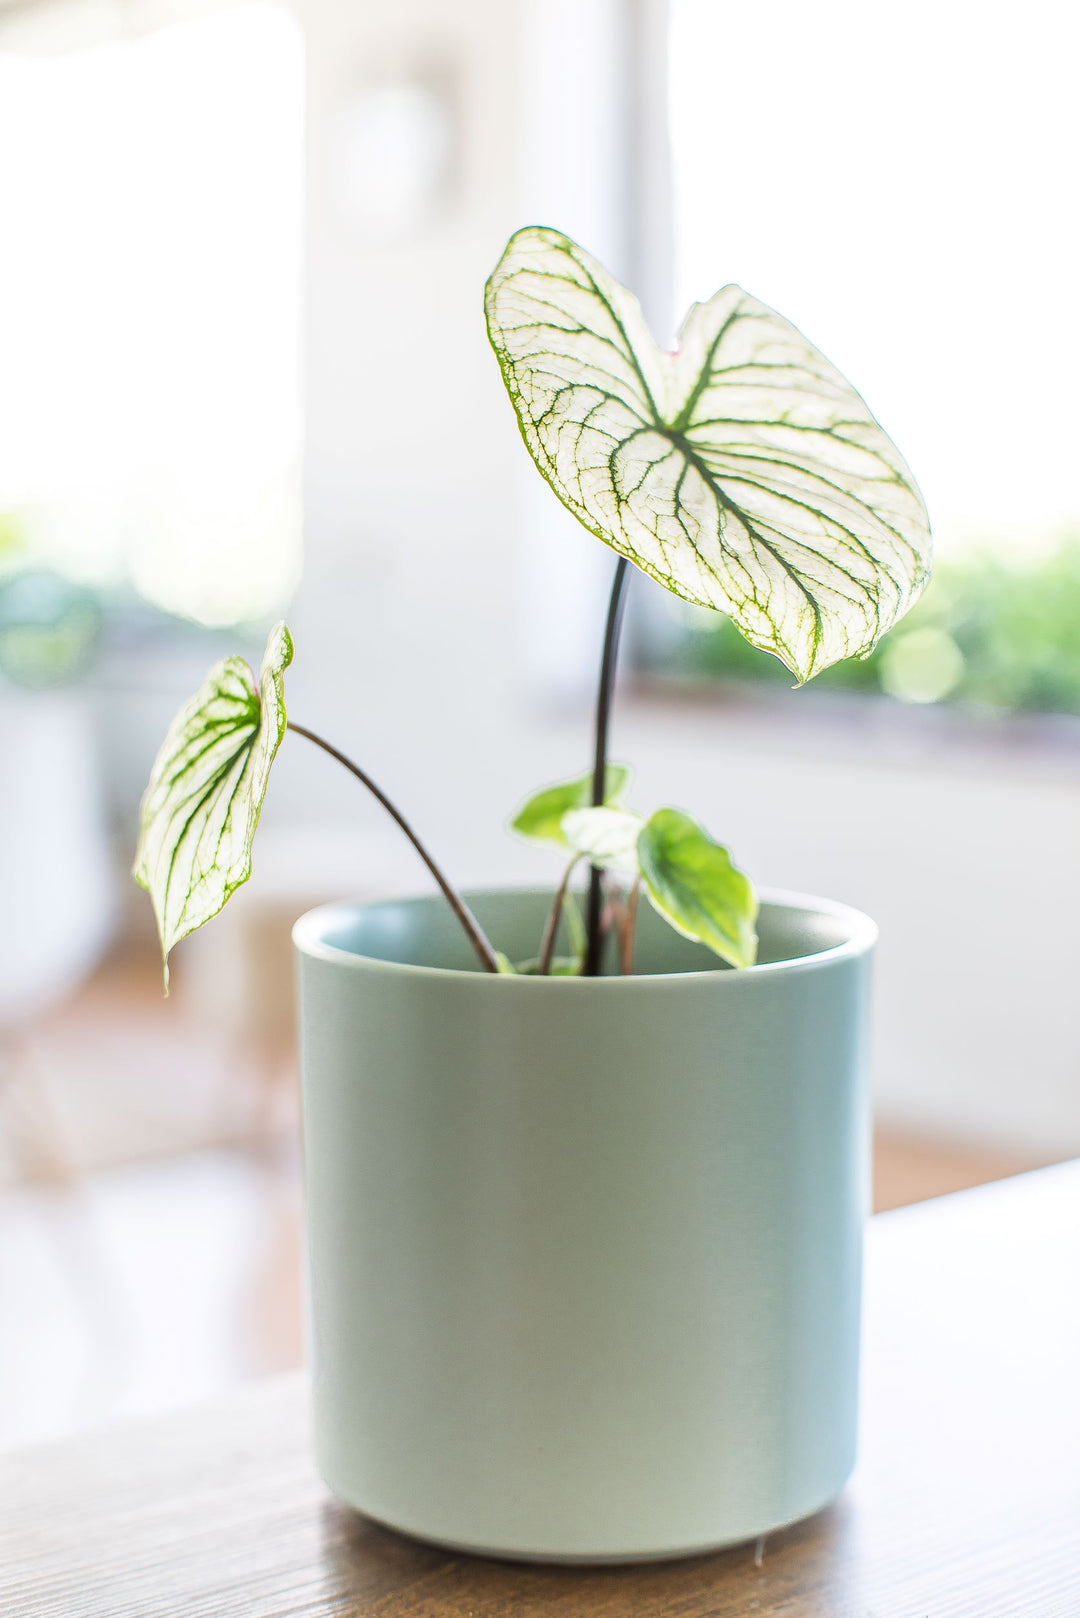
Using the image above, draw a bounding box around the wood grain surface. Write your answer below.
[2,1163,1079,1617]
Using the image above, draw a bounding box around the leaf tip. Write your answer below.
[263,619,294,676]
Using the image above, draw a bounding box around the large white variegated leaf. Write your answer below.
[485,226,932,681]
[134,622,292,985]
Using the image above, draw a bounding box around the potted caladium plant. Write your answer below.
[135,227,931,1562]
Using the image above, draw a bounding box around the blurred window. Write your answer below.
[0,2,303,629]
[652,0,1080,714]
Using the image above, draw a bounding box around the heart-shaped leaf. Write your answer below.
[486,226,932,682]
[637,808,758,968]
[561,805,643,873]
[511,762,631,847]
[133,621,293,986]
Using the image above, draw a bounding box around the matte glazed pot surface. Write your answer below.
[295,888,876,1563]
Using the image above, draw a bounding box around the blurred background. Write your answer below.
[2,0,1078,1448]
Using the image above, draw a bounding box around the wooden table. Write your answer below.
[3,1163,1079,1617]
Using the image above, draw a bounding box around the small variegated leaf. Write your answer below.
[511,763,631,848]
[485,226,932,681]
[133,622,293,986]
[561,805,643,873]
[637,807,758,969]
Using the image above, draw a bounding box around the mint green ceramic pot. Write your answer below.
[293,887,875,1563]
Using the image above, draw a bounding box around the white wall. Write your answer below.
[282,0,522,819]
[266,0,1080,1161]
[606,697,1080,1160]
[277,0,641,826]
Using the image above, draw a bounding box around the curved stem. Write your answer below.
[538,854,583,976]
[583,557,631,975]
[287,721,500,974]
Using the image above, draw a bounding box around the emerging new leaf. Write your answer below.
[561,805,643,873]
[511,763,631,848]
[134,622,293,986]
[485,226,932,681]
[637,808,758,969]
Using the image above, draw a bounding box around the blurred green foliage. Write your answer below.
[667,534,1080,715]
[0,569,102,689]
[0,516,102,689]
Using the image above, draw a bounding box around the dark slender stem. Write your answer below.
[286,721,500,974]
[538,854,582,976]
[583,557,631,975]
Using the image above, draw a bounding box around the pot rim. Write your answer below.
[293,886,877,986]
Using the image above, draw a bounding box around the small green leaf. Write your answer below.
[511,763,631,847]
[485,226,932,682]
[133,622,293,987]
[561,805,643,872]
[512,956,581,976]
[637,808,758,968]
[495,952,519,975]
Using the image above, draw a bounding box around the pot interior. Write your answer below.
[300,889,871,977]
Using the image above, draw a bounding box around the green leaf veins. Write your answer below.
[485,225,932,682]
[133,622,292,987]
